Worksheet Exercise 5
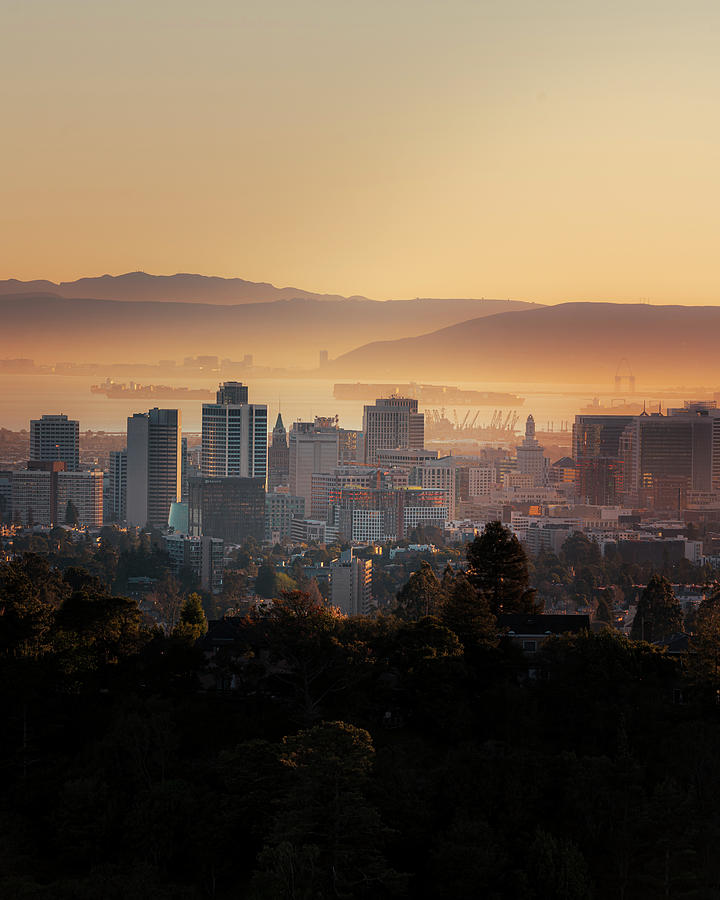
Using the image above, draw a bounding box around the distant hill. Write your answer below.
[0,272,367,304]
[328,302,720,384]
[0,293,541,367]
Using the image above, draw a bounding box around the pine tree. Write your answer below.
[65,500,80,527]
[396,561,445,620]
[466,521,540,615]
[630,574,682,643]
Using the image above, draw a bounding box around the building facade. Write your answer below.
[108,449,127,523]
[188,475,265,544]
[288,420,340,513]
[265,491,305,542]
[30,414,80,471]
[201,382,267,481]
[330,549,373,616]
[126,408,182,529]
[516,415,548,486]
[268,412,290,491]
[363,397,425,464]
[164,533,224,593]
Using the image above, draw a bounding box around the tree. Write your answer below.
[172,593,208,644]
[594,591,614,626]
[253,591,369,723]
[441,572,496,650]
[560,532,602,570]
[396,561,445,620]
[255,563,279,599]
[65,500,80,527]
[630,574,683,643]
[466,521,540,615]
[250,722,403,898]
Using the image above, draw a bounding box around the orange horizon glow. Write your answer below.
[3,1,720,304]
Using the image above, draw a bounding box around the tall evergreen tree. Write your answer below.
[441,572,496,650]
[396,561,445,620]
[466,521,540,614]
[630,574,683,642]
[65,500,80,527]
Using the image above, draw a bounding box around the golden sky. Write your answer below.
[3,0,720,303]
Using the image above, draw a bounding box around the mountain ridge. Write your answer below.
[0,272,372,305]
[328,302,720,383]
[0,292,541,367]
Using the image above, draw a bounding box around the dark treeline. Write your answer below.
[2,524,720,898]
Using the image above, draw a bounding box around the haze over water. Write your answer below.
[0,373,674,436]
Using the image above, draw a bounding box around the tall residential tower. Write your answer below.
[126,408,182,529]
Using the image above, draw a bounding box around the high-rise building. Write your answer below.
[268,412,290,491]
[201,382,267,481]
[363,397,424,464]
[109,449,127,523]
[289,420,340,512]
[0,471,12,523]
[330,549,373,616]
[573,414,636,505]
[188,476,265,544]
[30,414,80,471]
[126,408,182,529]
[10,463,102,527]
[619,405,720,505]
[56,469,103,527]
[516,415,548,486]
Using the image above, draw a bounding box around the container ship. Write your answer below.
[90,379,214,400]
[334,382,524,406]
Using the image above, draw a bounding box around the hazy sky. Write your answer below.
[3,0,720,302]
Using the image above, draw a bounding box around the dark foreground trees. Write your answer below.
[5,549,720,898]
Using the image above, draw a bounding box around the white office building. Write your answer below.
[201,382,267,481]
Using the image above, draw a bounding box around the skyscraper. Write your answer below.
[201,382,267,480]
[126,408,182,529]
[30,414,80,471]
[619,404,720,505]
[363,397,424,464]
[573,414,635,505]
[268,412,289,491]
[109,449,127,522]
[516,415,548,486]
[288,419,340,512]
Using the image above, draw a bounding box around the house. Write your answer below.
[498,614,590,654]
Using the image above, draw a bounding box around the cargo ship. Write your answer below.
[90,379,214,400]
[334,382,524,406]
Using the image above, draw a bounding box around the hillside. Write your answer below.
[0,272,366,305]
[0,293,540,368]
[328,302,720,384]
